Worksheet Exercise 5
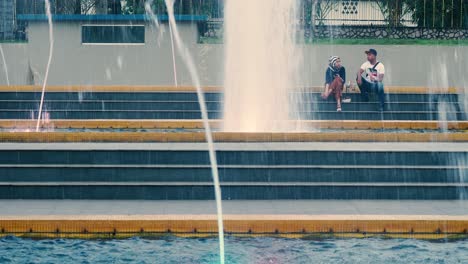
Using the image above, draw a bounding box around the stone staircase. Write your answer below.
[0,87,466,201]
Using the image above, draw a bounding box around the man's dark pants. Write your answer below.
[358,79,385,110]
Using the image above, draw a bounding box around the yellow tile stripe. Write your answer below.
[0,215,466,239]
[0,131,467,142]
[0,120,222,130]
[1,120,467,130]
[0,85,461,94]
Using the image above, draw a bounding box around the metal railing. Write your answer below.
[2,0,467,42]
[301,0,467,29]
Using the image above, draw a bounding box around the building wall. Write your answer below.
[26,21,207,86]
[0,20,468,90]
[0,43,30,85]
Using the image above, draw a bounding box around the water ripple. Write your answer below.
[0,236,466,264]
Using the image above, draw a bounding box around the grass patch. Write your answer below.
[199,37,223,44]
[200,37,468,46]
[308,38,468,46]
[0,40,28,44]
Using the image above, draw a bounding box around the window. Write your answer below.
[81,25,145,44]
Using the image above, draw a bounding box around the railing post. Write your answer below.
[451,0,454,28]
[461,0,464,28]
[424,0,426,27]
[442,0,445,28]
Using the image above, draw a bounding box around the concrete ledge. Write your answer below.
[0,86,461,94]
[1,142,467,151]
[0,200,465,238]
[17,14,208,22]
[1,120,468,130]
[0,215,466,239]
[0,131,467,143]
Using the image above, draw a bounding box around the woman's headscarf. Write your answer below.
[328,56,340,71]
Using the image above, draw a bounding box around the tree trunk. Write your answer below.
[390,0,402,26]
[74,0,81,14]
[311,0,318,40]
[108,0,122,14]
[182,0,192,14]
[95,0,108,14]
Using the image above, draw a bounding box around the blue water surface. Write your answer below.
[0,236,466,264]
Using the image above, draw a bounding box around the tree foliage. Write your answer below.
[16,0,467,28]
[404,0,467,28]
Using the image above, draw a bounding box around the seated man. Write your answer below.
[322,56,346,112]
[356,49,386,111]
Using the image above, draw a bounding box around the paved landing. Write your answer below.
[1,200,466,217]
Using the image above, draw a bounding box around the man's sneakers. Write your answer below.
[337,107,342,112]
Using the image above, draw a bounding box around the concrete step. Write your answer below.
[0,109,465,120]
[2,199,466,216]
[2,120,467,131]
[0,149,465,166]
[0,165,466,183]
[0,92,462,103]
[0,143,464,200]
[0,101,462,112]
[0,200,466,238]
[0,181,465,200]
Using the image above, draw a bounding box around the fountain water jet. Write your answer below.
[0,45,9,86]
[145,0,178,86]
[35,0,54,132]
[144,1,164,45]
[163,1,225,263]
[167,21,178,86]
[223,0,300,132]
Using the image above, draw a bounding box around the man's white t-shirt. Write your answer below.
[360,61,385,83]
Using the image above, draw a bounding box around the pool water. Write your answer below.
[0,236,466,264]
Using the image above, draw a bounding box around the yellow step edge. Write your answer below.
[0,215,466,239]
[1,120,467,130]
[0,85,462,94]
[0,132,467,142]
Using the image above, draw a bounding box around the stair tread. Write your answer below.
[0,200,466,216]
[1,142,467,151]
[0,164,466,169]
[0,100,456,104]
[1,109,463,113]
[1,182,466,187]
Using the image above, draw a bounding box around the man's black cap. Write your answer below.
[365,48,378,56]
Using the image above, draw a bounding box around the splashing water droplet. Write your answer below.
[117,56,123,70]
[105,68,112,80]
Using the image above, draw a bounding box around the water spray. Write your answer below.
[36,0,54,132]
[164,0,225,263]
[0,45,10,86]
[146,0,178,86]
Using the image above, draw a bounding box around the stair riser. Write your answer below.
[0,102,460,112]
[0,167,466,183]
[0,151,465,166]
[0,185,465,200]
[1,111,464,120]
[0,92,460,103]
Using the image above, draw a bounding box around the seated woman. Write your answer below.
[321,56,346,112]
